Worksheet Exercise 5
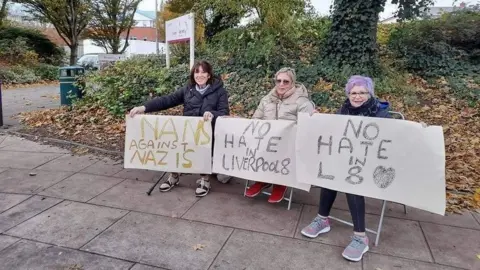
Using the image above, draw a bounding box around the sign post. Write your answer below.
[97,54,126,70]
[165,12,195,69]
[0,80,3,127]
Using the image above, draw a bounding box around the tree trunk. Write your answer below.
[323,0,386,74]
[0,0,8,27]
[69,43,78,66]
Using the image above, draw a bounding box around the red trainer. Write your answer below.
[268,185,287,203]
[245,182,271,197]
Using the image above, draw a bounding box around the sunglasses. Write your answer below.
[275,79,291,85]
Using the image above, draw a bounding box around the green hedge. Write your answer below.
[387,10,480,77]
[80,55,188,116]
[0,26,65,65]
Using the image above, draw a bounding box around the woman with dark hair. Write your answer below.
[129,60,230,197]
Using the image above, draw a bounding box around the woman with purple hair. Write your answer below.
[300,75,391,262]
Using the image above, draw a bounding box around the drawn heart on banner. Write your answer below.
[373,166,396,189]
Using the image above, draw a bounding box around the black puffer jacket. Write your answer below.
[144,77,230,126]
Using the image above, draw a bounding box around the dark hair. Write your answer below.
[189,60,214,86]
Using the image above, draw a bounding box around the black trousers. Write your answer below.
[318,188,366,232]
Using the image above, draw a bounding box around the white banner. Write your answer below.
[295,113,446,215]
[212,117,311,191]
[124,115,212,174]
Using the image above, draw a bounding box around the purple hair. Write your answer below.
[345,75,374,96]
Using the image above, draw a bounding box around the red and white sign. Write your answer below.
[165,12,195,68]
[165,13,194,43]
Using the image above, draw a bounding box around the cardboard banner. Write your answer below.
[124,115,212,174]
[295,112,446,215]
[212,117,311,191]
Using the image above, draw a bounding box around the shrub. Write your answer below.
[33,64,59,81]
[0,66,40,84]
[387,10,480,77]
[0,26,65,65]
[81,55,189,116]
[0,37,39,65]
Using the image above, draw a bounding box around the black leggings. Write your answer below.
[318,188,366,232]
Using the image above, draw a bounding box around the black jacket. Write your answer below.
[144,78,230,126]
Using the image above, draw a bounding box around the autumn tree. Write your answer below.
[18,0,92,65]
[88,0,141,54]
[158,0,242,41]
[157,1,205,42]
[322,0,435,74]
[202,0,311,29]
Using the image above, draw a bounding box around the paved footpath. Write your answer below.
[0,134,479,270]
[1,85,60,128]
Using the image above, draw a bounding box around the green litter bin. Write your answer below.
[59,66,85,106]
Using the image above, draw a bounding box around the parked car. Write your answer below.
[76,54,100,70]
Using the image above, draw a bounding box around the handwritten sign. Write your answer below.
[124,115,212,174]
[295,113,446,215]
[212,117,311,191]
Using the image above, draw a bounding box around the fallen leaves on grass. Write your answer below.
[17,105,125,152]
[384,76,480,213]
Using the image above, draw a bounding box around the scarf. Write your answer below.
[339,97,379,116]
[195,84,210,95]
[273,85,297,100]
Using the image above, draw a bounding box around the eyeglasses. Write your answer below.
[275,79,291,85]
[349,92,370,97]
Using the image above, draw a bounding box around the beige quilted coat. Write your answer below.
[252,83,315,121]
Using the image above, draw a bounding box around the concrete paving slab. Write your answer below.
[0,139,54,152]
[131,264,166,270]
[113,168,165,182]
[211,229,361,270]
[0,135,24,148]
[0,195,62,233]
[473,212,480,225]
[0,150,61,169]
[81,212,233,270]
[0,169,73,194]
[292,187,321,206]
[1,139,70,154]
[333,195,480,230]
[6,201,128,248]
[0,240,133,270]
[0,193,31,213]
[0,134,6,145]
[421,222,480,269]
[385,206,480,230]
[363,253,459,270]
[89,179,198,217]
[182,192,302,237]
[35,154,99,172]
[296,205,433,262]
[81,157,124,176]
[0,235,19,252]
[39,173,124,202]
[0,168,7,174]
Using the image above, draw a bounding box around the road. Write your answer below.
[0,84,60,129]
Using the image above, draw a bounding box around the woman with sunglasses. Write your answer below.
[244,67,315,203]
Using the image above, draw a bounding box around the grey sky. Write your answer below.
[138,0,471,20]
